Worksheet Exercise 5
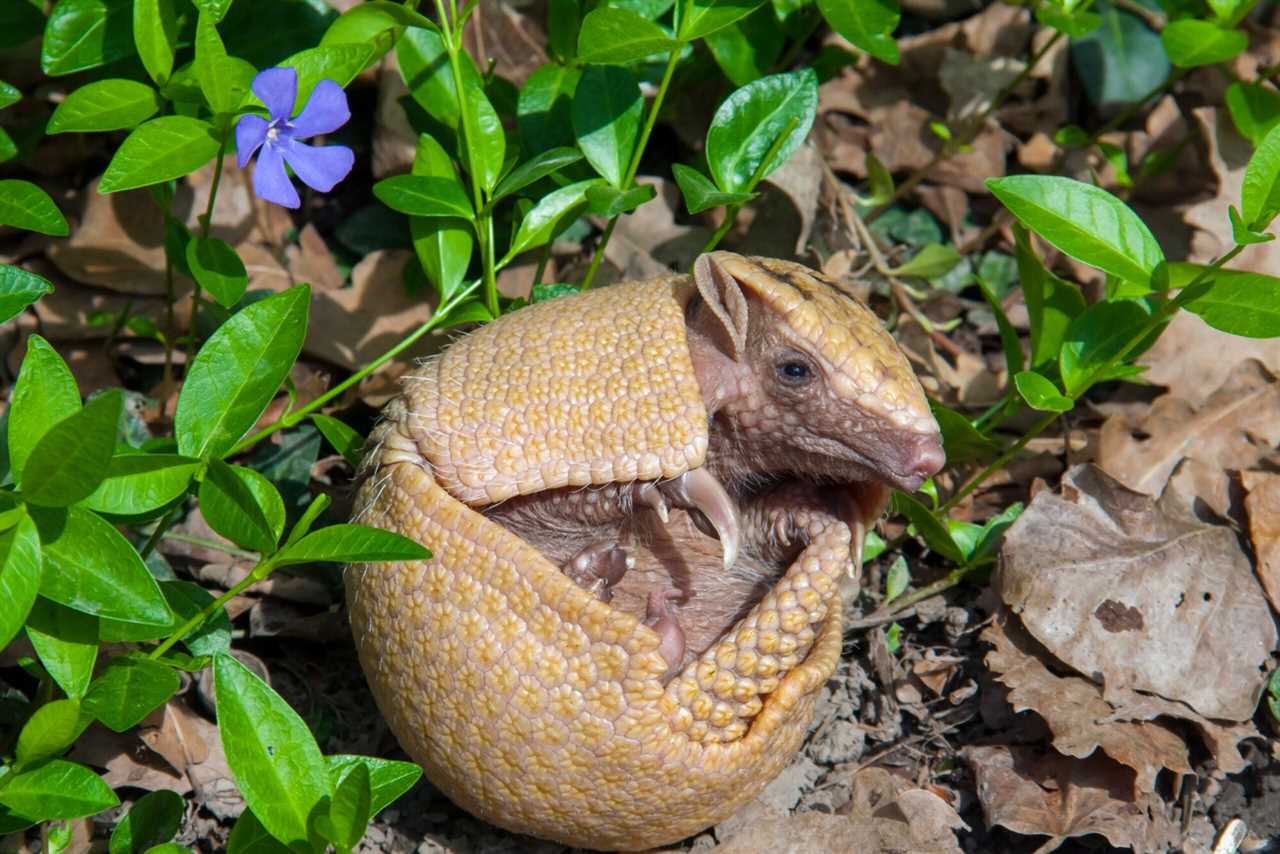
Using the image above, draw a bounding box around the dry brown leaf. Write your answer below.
[141,699,244,821]
[1138,312,1280,408]
[997,464,1276,722]
[758,143,822,257]
[603,177,710,282]
[983,609,1191,791]
[1243,471,1280,615]
[286,223,344,291]
[372,59,419,179]
[1098,686,1258,776]
[964,745,1175,854]
[1097,359,1280,505]
[68,723,191,794]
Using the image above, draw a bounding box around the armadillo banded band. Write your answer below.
[402,279,710,506]
[346,441,848,850]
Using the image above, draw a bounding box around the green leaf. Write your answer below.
[1181,269,1280,339]
[0,516,41,650]
[275,44,375,106]
[186,236,248,308]
[0,265,54,325]
[32,505,174,626]
[21,389,122,508]
[407,133,473,303]
[671,164,755,214]
[572,65,642,188]
[1013,224,1087,370]
[1229,204,1275,246]
[460,77,505,195]
[1225,81,1280,147]
[175,285,310,459]
[82,453,200,515]
[704,8,786,87]
[397,27,461,137]
[25,598,98,699]
[891,244,962,279]
[323,763,371,851]
[987,175,1164,288]
[84,655,181,732]
[41,0,134,76]
[99,117,222,194]
[16,699,87,765]
[883,555,909,602]
[491,147,584,202]
[311,415,363,469]
[324,756,422,816]
[505,179,600,260]
[321,0,434,50]
[1160,19,1246,68]
[109,789,184,854]
[517,63,580,154]
[373,175,474,218]
[863,151,894,204]
[1058,298,1155,396]
[198,460,283,554]
[214,651,330,848]
[47,79,161,134]
[0,759,118,820]
[1070,0,1168,109]
[1242,123,1280,231]
[930,402,999,466]
[161,580,232,657]
[577,6,676,64]
[195,10,236,115]
[9,335,81,485]
[227,809,293,854]
[585,183,656,217]
[1013,370,1074,412]
[0,180,69,236]
[274,524,430,567]
[679,0,768,41]
[1034,4,1101,37]
[970,501,1024,565]
[975,276,1023,377]
[816,0,899,65]
[133,0,179,85]
[706,69,818,193]
[892,491,964,564]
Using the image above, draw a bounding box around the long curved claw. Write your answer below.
[661,469,741,570]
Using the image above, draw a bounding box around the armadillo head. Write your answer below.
[686,252,945,510]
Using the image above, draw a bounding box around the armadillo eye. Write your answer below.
[776,359,814,386]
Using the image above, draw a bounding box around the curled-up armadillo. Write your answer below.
[346,252,943,851]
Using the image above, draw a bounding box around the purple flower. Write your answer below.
[235,67,355,209]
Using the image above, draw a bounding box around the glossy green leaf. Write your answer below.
[1012,224,1087,370]
[274,43,375,106]
[32,505,174,625]
[969,501,1024,565]
[517,63,580,153]
[226,809,293,854]
[1070,1,1168,109]
[408,133,474,302]
[0,265,54,325]
[585,182,655,217]
[707,69,818,193]
[321,0,434,51]
[863,151,894,204]
[274,524,430,567]
[679,0,767,41]
[198,460,283,554]
[175,285,310,459]
[816,0,899,64]
[705,8,786,87]
[505,179,600,260]
[930,402,998,466]
[187,236,248,308]
[1160,19,1246,68]
[47,79,161,134]
[16,699,87,765]
[374,175,474,218]
[214,651,330,848]
[21,389,122,507]
[84,655,181,732]
[671,164,754,214]
[882,554,909,602]
[891,244,962,279]
[491,147,584,202]
[987,175,1164,288]
[460,77,505,194]
[25,598,98,699]
[195,10,235,115]
[1242,123,1280,230]
[9,336,80,485]
[1014,370,1074,412]
[99,117,221,193]
[323,762,371,851]
[0,180,68,236]
[1181,269,1280,339]
[0,759,118,820]
[974,276,1023,379]
[42,0,133,76]
[572,65,642,188]
[1034,4,1101,37]
[1225,81,1280,147]
[892,492,964,564]
[193,0,233,23]
[311,415,363,469]
[577,6,676,64]
[133,0,179,85]
[82,454,200,515]
[1058,298,1155,396]
[324,756,423,816]
[109,789,184,854]
[0,516,41,650]
[397,27,460,136]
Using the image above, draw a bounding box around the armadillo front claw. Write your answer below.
[644,588,686,682]
[565,541,634,602]
[648,469,741,570]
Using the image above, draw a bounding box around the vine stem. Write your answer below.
[581,46,683,289]
[149,557,276,660]
[186,129,229,354]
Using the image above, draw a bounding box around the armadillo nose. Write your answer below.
[911,435,946,480]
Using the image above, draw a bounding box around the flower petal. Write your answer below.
[252,67,297,122]
[253,142,300,208]
[235,114,269,169]
[281,140,354,193]
[289,79,350,139]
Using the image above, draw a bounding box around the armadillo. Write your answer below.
[346,252,943,851]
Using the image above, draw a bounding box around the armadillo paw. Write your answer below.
[643,588,686,681]
[642,470,741,570]
[564,541,633,602]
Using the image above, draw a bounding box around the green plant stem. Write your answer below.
[186,129,229,355]
[581,46,683,289]
[139,503,184,560]
[149,556,276,660]
[163,531,258,560]
[701,117,797,253]
[938,410,1058,514]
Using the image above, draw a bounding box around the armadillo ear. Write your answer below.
[693,253,749,360]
